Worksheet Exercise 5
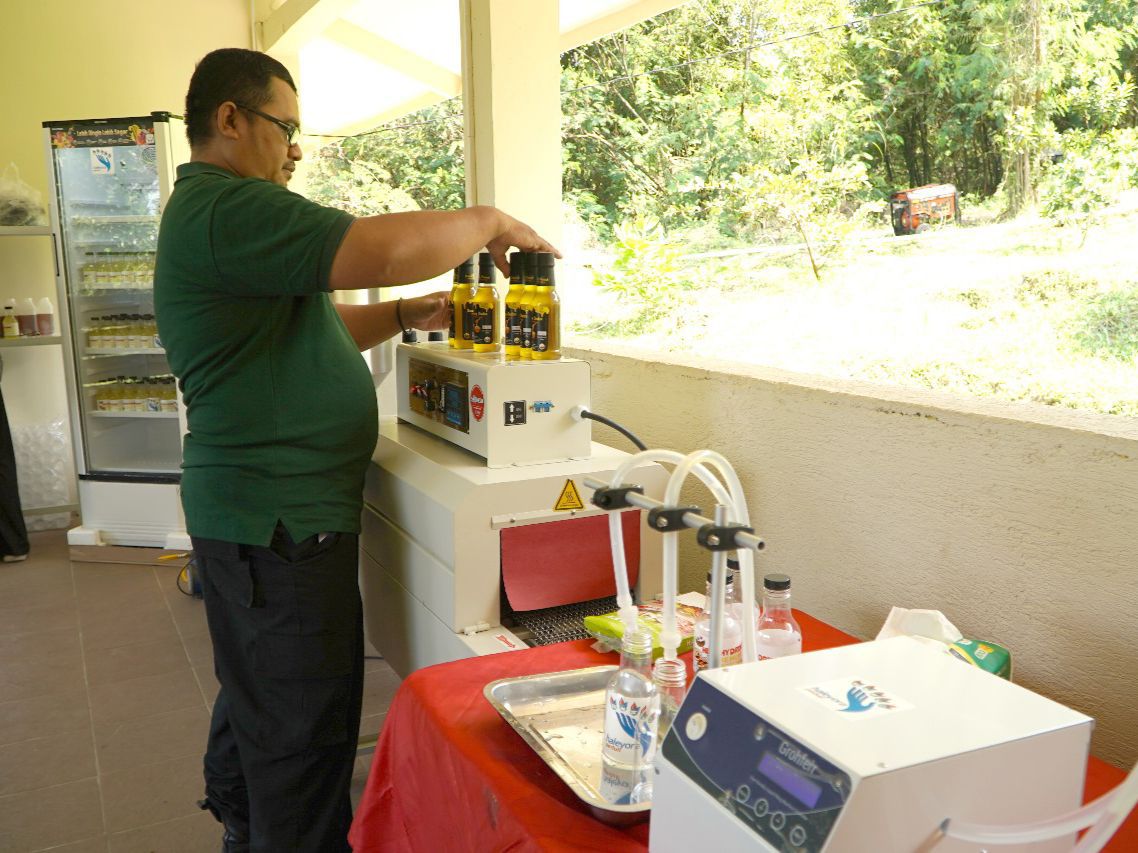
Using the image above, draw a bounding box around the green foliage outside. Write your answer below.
[304,0,1138,418]
[585,217,695,334]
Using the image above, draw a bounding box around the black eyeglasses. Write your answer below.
[235,103,300,146]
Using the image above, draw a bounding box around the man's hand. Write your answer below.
[400,292,450,331]
[485,210,561,278]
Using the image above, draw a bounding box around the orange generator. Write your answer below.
[890,183,961,235]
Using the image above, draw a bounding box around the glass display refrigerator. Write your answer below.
[42,113,191,548]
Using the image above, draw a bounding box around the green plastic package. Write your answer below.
[583,594,705,659]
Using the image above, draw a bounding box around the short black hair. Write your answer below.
[185,48,297,146]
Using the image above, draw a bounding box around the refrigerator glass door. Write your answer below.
[47,118,180,478]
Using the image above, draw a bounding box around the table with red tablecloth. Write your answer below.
[349,611,1135,852]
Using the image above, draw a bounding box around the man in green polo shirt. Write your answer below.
[155,48,558,853]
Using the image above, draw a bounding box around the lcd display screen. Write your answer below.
[758,752,823,808]
[443,382,467,429]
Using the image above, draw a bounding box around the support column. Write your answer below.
[461,0,563,246]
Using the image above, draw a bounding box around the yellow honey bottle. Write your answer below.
[530,252,561,360]
[448,258,475,349]
[503,251,526,358]
[470,252,500,353]
[519,252,538,359]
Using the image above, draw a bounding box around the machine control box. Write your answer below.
[661,677,851,850]
[651,636,1093,852]
[396,343,591,467]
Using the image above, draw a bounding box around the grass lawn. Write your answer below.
[565,193,1138,418]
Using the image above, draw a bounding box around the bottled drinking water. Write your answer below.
[602,626,659,773]
[755,573,802,660]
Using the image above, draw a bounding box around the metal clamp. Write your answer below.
[646,505,702,532]
[590,484,645,510]
[697,523,759,552]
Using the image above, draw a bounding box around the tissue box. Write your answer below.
[583,593,704,659]
[948,638,1012,680]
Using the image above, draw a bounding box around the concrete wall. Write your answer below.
[569,341,1138,768]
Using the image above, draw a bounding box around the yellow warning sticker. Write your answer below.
[554,479,585,511]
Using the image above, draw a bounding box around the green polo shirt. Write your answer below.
[154,162,377,546]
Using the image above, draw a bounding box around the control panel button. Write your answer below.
[685,712,707,741]
[770,812,785,831]
[753,798,768,817]
[789,825,807,846]
[736,784,751,803]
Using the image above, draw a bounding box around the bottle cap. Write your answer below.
[453,258,476,283]
[478,252,495,283]
[764,573,791,591]
[427,331,444,342]
[523,252,538,282]
[508,252,525,284]
[535,252,556,286]
[401,329,418,343]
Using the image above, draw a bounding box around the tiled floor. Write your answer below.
[0,529,402,853]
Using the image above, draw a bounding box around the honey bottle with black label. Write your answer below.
[470,252,500,353]
[504,251,526,357]
[519,252,538,359]
[448,258,475,349]
[529,252,560,360]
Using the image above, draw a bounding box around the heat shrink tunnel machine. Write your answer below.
[360,343,666,677]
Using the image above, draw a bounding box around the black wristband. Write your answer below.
[396,297,411,333]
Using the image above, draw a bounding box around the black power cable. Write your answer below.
[578,409,647,451]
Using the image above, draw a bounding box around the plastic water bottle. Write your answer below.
[652,657,687,740]
[693,571,743,670]
[756,573,802,660]
[602,626,659,773]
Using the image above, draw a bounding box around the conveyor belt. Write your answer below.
[509,595,618,646]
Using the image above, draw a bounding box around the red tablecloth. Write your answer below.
[350,611,1135,852]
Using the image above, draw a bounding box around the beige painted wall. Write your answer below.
[0,1,249,426]
[569,341,1138,768]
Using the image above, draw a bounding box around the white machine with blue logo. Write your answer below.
[650,636,1093,852]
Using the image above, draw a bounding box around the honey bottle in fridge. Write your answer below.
[504,252,526,357]
[448,258,475,349]
[470,252,500,353]
[530,252,561,360]
[519,252,538,359]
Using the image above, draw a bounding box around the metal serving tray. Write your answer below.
[484,665,652,826]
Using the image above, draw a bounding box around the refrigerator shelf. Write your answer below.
[89,411,177,419]
[69,214,161,225]
[76,286,154,296]
[0,336,63,348]
[83,348,166,358]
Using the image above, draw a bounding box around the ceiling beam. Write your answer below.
[324,19,462,97]
[323,91,450,138]
[560,0,691,53]
[258,0,357,55]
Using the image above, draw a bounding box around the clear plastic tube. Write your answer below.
[663,450,757,662]
[941,798,1108,844]
[1074,761,1138,853]
[940,757,1138,849]
[606,449,732,658]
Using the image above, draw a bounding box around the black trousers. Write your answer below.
[0,383,29,559]
[191,524,364,853]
